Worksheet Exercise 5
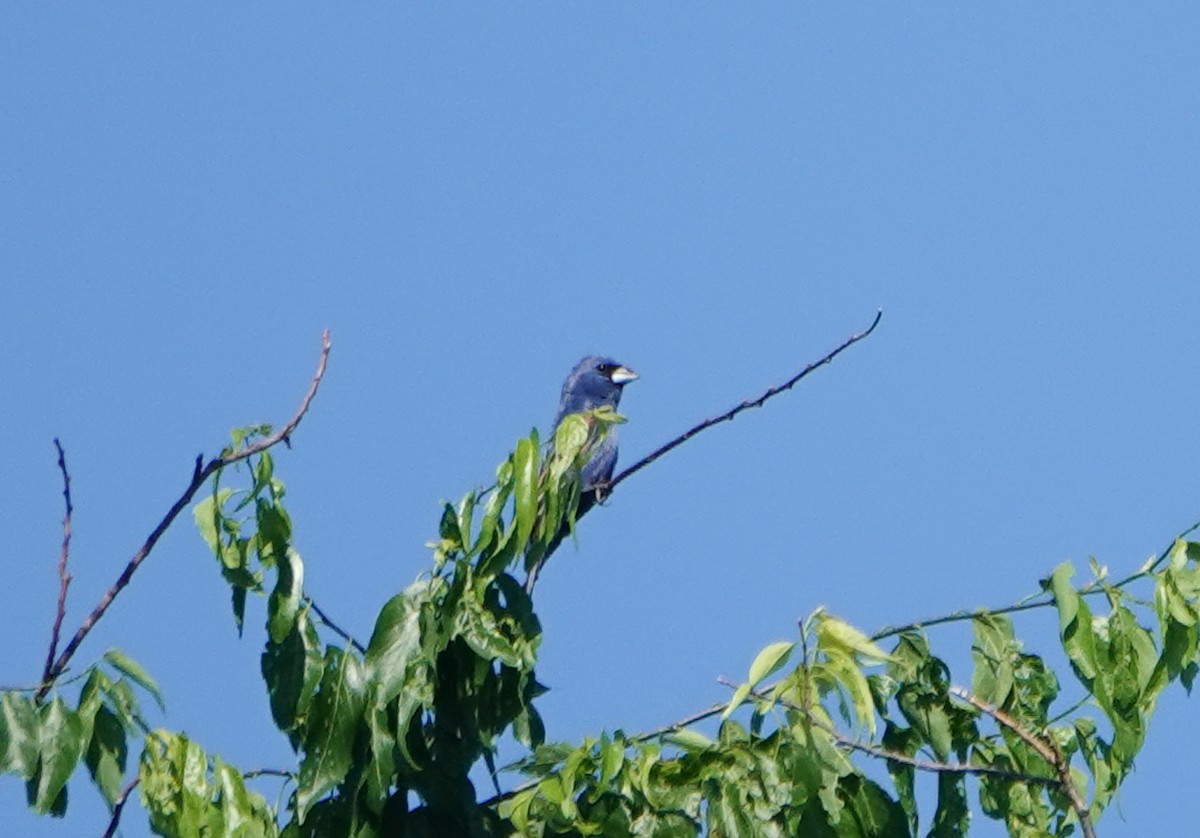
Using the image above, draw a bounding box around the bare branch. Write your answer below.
[870,511,1200,644]
[714,676,1058,787]
[101,776,140,838]
[38,330,332,701]
[479,665,1053,809]
[307,596,366,654]
[42,439,75,686]
[952,686,1097,838]
[530,310,884,589]
[608,308,882,492]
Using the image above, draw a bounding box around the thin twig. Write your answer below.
[307,596,366,654]
[243,767,295,780]
[43,439,75,686]
[951,687,1097,838]
[870,512,1200,643]
[101,776,140,838]
[714,676,1057,787]
[528,310,884,590]
[830,728,1059,786]
[478,665,1051,809]
[38,331,332,702]
[608,308,883,492]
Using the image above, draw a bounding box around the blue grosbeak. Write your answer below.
[552,355,639,489]
[525,356,637,593]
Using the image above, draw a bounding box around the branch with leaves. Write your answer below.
[8,312,1200,837]
[34,330,331,701]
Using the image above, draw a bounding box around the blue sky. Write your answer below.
[3,5,1199,836]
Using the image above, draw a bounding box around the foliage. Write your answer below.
[4,410,1200,837]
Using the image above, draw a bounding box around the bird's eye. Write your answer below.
[595,363,614,375]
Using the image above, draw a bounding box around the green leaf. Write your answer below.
[262,611,323,737]
[0,691,40,779]
[1047,562,1100,683]
[816,611,893,663]
[722,683,752,720]
[30,697,84,815]
[267,548,305,644]
[553,414,590,467]
[84,705,127,808]
[820,648,879,737]
[971,615,1017,709]
[364,702,397,807]
[297,647,367,820]
[513,433,540,558]
[193,489,235,555]
[928,771,970,838]
[749,641,795,687]
[439,501,462,551]
[661,729,714,752]
[457,490,478,556]
[102,649,165,712]
[365,589,426,705]
[139,729,212,830]
[213,759,277,837]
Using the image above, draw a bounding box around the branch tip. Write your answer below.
[36,331,333,701]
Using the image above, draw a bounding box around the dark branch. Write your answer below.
[38,330,332,702]
[479,663,1050,809]
[101,777,140,838]
[608,308,882,493]
[307,596,366,654]
[42,439,75,687]
[952,686,1097,838]
[870,512,1200,643]
[529,310,884,591]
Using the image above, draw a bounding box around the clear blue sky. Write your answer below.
[3,5,1199,836]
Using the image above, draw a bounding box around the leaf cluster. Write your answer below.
[6,413,1200,838]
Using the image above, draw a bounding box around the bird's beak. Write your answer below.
[610,365,639,385]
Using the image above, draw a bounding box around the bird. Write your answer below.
[525,355,638,594]
[552,355,639,490]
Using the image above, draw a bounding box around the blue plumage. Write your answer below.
[553,355,638,488]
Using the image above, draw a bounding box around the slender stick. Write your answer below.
[307,596,365,654]
[38,331,332,701]
[42,439,75,686]
[870,513,1200,643]
[952,687,1097,838]
[529,310,884,589]
[101,777,140,838]
[609,309,883,492]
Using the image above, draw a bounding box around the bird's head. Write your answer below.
[558,355,639,418]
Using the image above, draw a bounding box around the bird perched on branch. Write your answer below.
[525,356,638,594]
[553,355,639,490]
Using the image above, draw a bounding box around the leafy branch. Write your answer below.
[34,330,332,702]
[9,312,1200,836]
[607,307,883,493]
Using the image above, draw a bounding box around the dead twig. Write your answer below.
[42,439,75,686]
[952,686,1097,838]
[101,776,140,838]
[38,331,332,702]
[608,308,882,492]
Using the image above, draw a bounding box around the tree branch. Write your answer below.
[608,308,882,493]
[715,676,1059,788]
[306,595,366,654]
[479,666,1055,809]
[101,776,140,838]
[42,438,75,687]
[870,512,1200,644]
[38,330,332,701]
[951,686,1097,838]
[529,310,884,589]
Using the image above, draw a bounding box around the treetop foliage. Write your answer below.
[4,320,1200,837]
